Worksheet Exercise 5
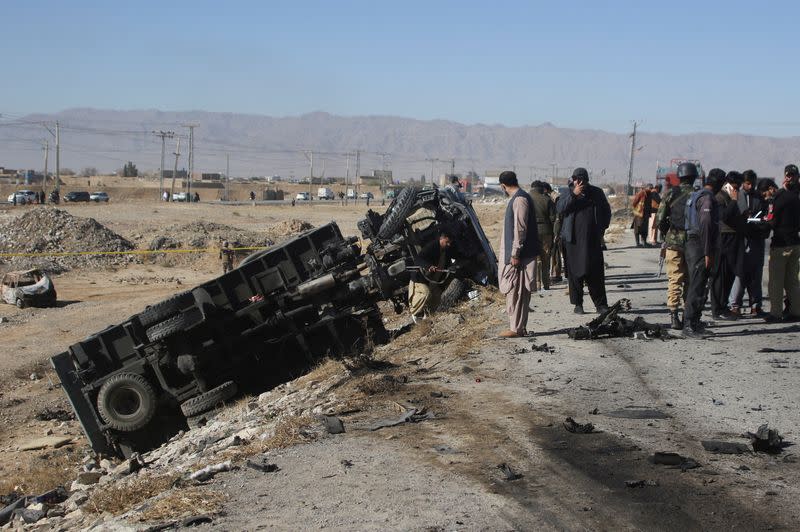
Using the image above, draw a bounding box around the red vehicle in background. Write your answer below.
[657,159,705,188]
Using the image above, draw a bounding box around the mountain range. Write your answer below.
[2,109,799,183]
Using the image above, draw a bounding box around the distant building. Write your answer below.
[372,170,392,181]
[163,170,188,179]
[201,173,222,181]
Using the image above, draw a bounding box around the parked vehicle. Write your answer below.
[7,190,37,204]
[171,192,188,202]
[346,189,356,199]
[51,185,498,457]
[90,191,109,202]
[295,192,310,201]
[64,191,91,202]
[317,187,335,200]
[1,269,57,308]
[360,192,374,200]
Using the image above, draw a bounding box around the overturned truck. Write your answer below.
[51,187,497,456]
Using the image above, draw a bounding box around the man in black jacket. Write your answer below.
[765,164,800,322]
[556,168,611,314]
[729,170,769,315]
[408,229,457,319]
[709,171,743,320]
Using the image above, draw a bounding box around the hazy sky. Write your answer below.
[3,0,800,136]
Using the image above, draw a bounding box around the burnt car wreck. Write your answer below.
[51,186,497,456]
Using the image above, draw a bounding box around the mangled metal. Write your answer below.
[51,186,497,456]
[567,298,673,340]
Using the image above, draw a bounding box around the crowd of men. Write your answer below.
[410,163,800,341]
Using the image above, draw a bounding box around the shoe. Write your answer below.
[682,325,709,339]
[763,314,781,323]
[596,305,610,314]
[670,310,683,330]
[498,330,520,338]
[751,306,766,317]
[551,275,563,283]
[574,305,585,315]
[712,310,739,321]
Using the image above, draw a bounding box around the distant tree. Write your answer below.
[122,161,138,177]
[60,168,75,176]
[81,167,98,178]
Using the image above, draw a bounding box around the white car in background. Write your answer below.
[171,192,188,202]
[90,191,109,202]
[7,190,37,204]
[295,192,310,201]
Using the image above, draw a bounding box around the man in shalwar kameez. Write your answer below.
[497,171,541,338]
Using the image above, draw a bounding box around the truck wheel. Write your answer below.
[15,298,25,309]
[180,381,237,417]
[145,312,192,342]
[97,373,157,432]
[139,291,194,327]
[377,187,417,240]
[438,278,470,311]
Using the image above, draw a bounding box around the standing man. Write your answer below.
[710,171,743,320]
[549,183,564,283]
[408,229,458,320]
[765,164,800,322]
[498,171,540,337]
[556,168,611,314]
[530,181,556,291]
[683,172,722,338]
[648,184,663,245]
[631,184,653,247]
[656,163,705,329]
[729,170,769,315]
[219,241,235,274]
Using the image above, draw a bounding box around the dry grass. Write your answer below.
[0,449,77,496]
[214,413,318,463]
[135,487,226,523]
[85,473,181,515]
[354,374,402,396]
[297,358,345,385]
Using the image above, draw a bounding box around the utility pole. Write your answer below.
[626,121,640,206]
[308,151,314,198]
[426,158,436,187]
[344,152,350,205]
[55,121,60,192]
[183,124,197,200]
[225,153,230,202]
[42,141,49,194]
[170,137,181,200]
[450,159,455,178]
[355,149,360,203]
[153,131,174,200]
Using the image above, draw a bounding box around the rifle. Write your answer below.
[657,243,667,277]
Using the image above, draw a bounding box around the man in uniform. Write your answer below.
[556,168,611,314]
[656,163,707,329]
[530,181,556,291]
[683,172,722,338]
[498,171,540,337]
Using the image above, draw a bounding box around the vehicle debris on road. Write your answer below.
[496,462,523,481]
[567,299,673,340]
[746,424,787,453]
[563,417,596,434]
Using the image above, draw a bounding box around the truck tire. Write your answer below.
[97,373,157,432]
[180,381,237,417]
[139,291,194,328]
[15,298,25,309]
[438,278,469,311]
[377,187,417,240]
[145,312,192,342]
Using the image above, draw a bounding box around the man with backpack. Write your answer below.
[656,163,700,329]
[683,172,723,338]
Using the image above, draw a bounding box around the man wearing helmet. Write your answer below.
[655,162,700,329]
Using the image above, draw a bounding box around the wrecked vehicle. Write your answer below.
[51,186,497,456]
[1,269,57,308]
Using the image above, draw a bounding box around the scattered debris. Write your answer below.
[712,398,725,406]
[245,459,280,473]
[758,347,799,353]
[568,299,673,340]
[367,407,434,431]
[605,407,670,420]
[529,341,555,353]
[18,435,73,451]
[188,461,234,482]
[651,452,700,470]
[746,424,787,454]
[496,463,523,481]
[563,417,596,434]
[701,440,751,455]
[625,479,658,488]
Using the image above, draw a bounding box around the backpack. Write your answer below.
[685,189,713,234]
[667,188,692,231]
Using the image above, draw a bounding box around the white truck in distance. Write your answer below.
[317,187,335,200]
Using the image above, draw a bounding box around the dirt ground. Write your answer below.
[0,198,798,530]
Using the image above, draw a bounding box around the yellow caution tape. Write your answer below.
[0,246,269,259]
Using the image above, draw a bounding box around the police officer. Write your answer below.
[219,240,235,274]
[655,162,699,329]
[683,172,722,338]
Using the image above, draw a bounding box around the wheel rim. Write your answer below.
[108,387,143,420]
